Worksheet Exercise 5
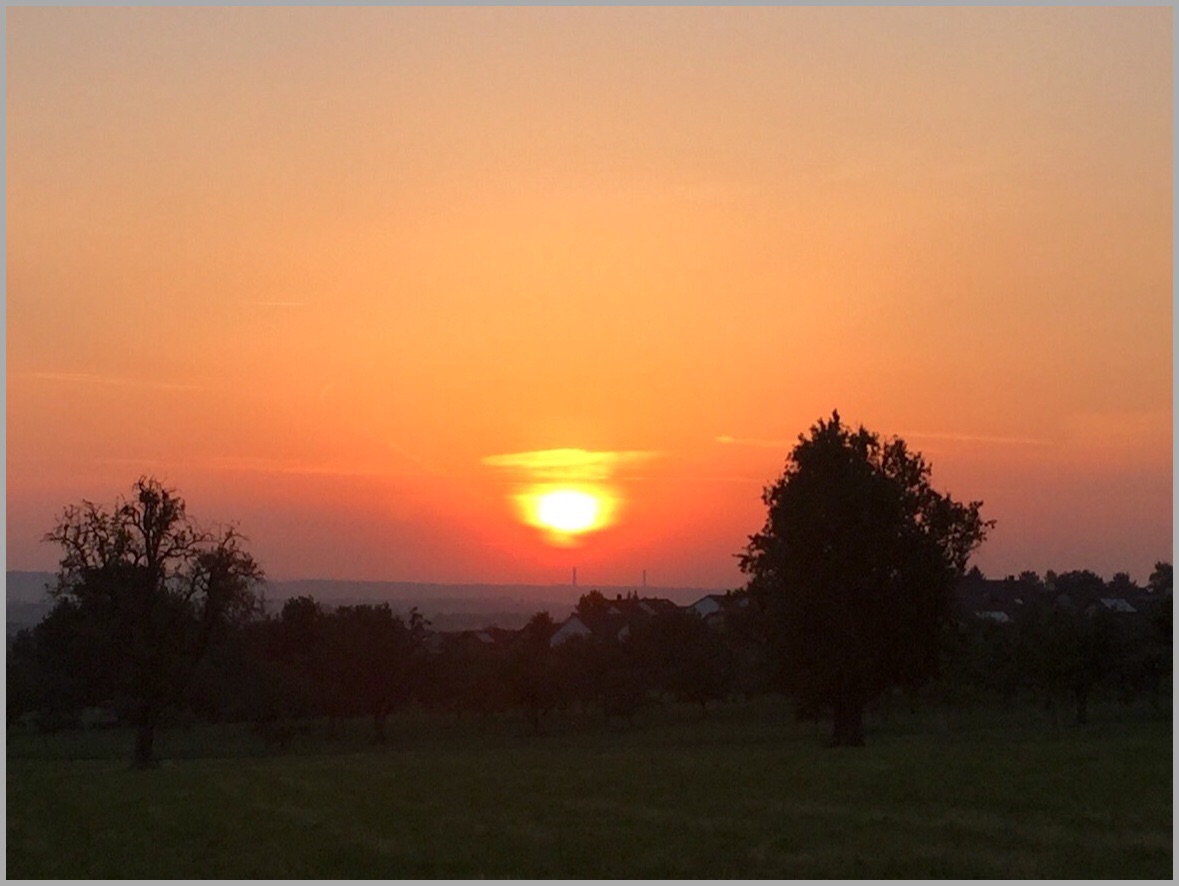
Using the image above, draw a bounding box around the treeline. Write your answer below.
[7,568,1172,743]
[939,568,1172,725]
[6,594,760,741]
[16,440,1173,761]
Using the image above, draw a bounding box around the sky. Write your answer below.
[6,6,1173,591]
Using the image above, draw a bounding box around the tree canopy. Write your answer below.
[1147,561,1172,597]
[42,477,263,766]
[739,411,992,745]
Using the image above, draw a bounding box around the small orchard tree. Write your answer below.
[739,411,991,746]
[508,611,561,733]
[628,610,734,714]
[43,477,263,767]
[325,603,430,743]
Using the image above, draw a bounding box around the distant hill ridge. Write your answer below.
[7,570,1161,637]
[6,571,58,603]
[5,571,727,605]
[266,578,722,606]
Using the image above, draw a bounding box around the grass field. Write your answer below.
[6,700,1173,878]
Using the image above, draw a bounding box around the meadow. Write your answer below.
[6,700,1172,878]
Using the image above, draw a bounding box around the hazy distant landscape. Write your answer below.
[6,570,721,635]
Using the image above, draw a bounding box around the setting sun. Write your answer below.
[484,449,638,545]
[511,483,618,545]
[536,490,599,534]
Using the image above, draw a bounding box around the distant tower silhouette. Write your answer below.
[642,569,647,589]
[572,567,577,587]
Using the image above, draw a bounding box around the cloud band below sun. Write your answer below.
[481,448,662,482]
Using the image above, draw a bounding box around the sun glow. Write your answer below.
[536,489,599,533]
[483,448,651,544]
[514,485,616,544]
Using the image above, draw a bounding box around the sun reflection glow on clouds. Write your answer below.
[481,448,661,543]
[481,448,660,481]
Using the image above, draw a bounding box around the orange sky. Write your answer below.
[7,7,1173,589]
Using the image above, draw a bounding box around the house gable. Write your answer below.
[550,615,593,647]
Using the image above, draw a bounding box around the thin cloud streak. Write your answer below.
[901,431,1056,447]
[14,371,206,392]
[68,455,412,480]
[717,431,1056,450]
[715,435,789,449]
[482,448,662,482]
[205,457,401,478]
[386,442,440,476]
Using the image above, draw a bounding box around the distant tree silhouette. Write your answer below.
[1017,570,1045,590]
[595,642,648,724]
[248,595,333,728]
[508,611,561,733]
[1120,562,1173,715]
[324,603,429,743]
[628,610,734,714]
[1012,592,1126,726]
[184,616,265,726]
[6,596,118,730]
[1147,561,1173,597]
[1049,570,1107,608]
[939,615,1021,706]
[575,590,611,620]
[739,411,991,746]
[549,635,603,713]
[1107,571,1139,597]
[6,629,41,726]
[428,630,511,722]
[275,596,325,665]
[549,633,647,724]
[42,477,263,767]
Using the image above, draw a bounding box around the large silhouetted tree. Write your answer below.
[43,477,263,767]
[739,411,991,746]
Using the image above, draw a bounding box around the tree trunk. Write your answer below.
[1074,685,1089,726]
[831,694,865,747]
[133,714,158,769]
